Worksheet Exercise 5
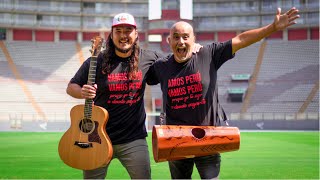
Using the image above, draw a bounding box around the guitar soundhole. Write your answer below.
[79,119,95,133]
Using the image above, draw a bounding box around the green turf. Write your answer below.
[0,131,318,179]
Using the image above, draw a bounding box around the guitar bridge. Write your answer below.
[74,141,93,148]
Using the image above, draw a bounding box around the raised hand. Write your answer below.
[273,7,300,31]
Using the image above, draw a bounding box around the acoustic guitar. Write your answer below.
[58,36,113,170]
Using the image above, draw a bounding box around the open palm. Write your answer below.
[273,7,300,31]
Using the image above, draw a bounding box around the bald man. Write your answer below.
[149,7,299,179]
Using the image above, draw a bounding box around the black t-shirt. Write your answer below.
[150,40,234,126]
[69,49,164,144]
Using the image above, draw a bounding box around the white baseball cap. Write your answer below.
[112,13,136,28]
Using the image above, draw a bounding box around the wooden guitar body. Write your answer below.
[58,104,113,170]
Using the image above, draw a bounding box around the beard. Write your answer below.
[115,45,132,53]
[114,38,137,54]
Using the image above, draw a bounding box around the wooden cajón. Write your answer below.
[152,125,240,162]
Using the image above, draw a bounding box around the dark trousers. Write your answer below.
[169,154,221,179]
[83,138,151,179]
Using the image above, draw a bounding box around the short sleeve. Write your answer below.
[69,58,90,86]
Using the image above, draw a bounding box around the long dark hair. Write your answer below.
[101,31,140,80]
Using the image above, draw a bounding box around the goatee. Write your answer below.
[115,46,131,53]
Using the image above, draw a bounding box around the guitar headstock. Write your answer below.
[90,36,104,57]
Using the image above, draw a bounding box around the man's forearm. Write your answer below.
[66,83,84,99]
[231,7,299,54]
[232,23,276,54]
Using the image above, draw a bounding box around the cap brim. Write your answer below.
[112,23,136,28]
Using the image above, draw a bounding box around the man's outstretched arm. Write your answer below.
[232,7,300,54]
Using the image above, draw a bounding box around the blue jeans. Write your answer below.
[169,154,221,179]
[83,138,151,179]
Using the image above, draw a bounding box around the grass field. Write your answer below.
[0,131,318,179]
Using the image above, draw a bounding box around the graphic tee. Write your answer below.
[151,40,234,126]
[70,49,163,144]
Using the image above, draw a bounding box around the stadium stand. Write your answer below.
[0,41,83,123]
[247,40,319,114]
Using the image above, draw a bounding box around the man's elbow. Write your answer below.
[66,87,70,96]
[66,83,73,96]
[231,37,243,54]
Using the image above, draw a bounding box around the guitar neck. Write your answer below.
[84,56,97,119]
[84,36,103,119]
[87,56,97,86]
[84,99,93,119]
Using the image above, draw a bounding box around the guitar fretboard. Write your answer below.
[84,36,103,120]
[87,56,97,85]
[84,56,98,119]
